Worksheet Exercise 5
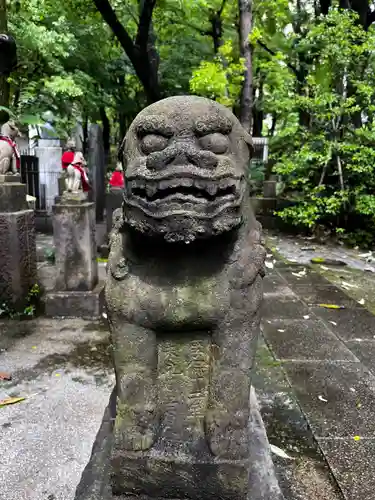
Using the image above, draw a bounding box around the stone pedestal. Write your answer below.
[45,192,103,319]
[0,180,37,307]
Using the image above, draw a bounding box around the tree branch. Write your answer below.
[218,0,227,16]
[92,0,137,65]
[135,0,157,49]
[257,39,299,77]
[169,18,211,37]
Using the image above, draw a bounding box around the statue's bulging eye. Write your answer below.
[140,134,169,154]
[199,133,229,154]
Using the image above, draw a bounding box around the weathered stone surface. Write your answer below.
[44,283,104,319]
[311,306,375,341]
[75,96,276,500]
[0,182,28,212]
[282,361,375,438]
[35,143,62,213]
[0,209,37,305]
[88,124,106,222]
[0,173,21,183]
[317,438,375,500]
[105,188,123,238]
[262,296,310,320]
[263,180,277,198]
[291,283,362,308]
[262,319,357,361]
[52,200,97,291]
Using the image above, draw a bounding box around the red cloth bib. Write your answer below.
[61,151,75,169]
[109,170,124,188]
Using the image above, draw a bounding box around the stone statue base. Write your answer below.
[0,172,21,183]
[74,387,284,500]
[44,283,104,319]
[0,182,37,307]
[45,193,103,319]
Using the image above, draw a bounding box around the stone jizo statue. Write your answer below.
[75,96,270,500]
[0,121,20,175]
[64,151,90,193]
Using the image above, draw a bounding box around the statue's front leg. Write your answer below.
[0,157,10,174]
[72,169,81,192]
[11,156,17,174]
[205,275,263,460]
[110,320,159,453]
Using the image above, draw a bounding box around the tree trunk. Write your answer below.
[0,0,9,123]
[93,0,161,103]
[238,0,253,133]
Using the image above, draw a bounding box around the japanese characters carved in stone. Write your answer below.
[77,96,266,500]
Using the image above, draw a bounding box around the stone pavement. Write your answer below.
[0,318,114,500]
[259,258,375,500]
[2,249,375,499]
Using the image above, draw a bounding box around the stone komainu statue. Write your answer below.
[0,121,20,175]
[75,96,270,500]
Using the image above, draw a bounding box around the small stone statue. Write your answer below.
[0,121,20,175]
[75,96,271,500]
[64,151,90,194]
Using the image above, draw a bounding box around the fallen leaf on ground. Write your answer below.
[0,372,11,381]
[359,252,372,258]
[292,269,307,277]
[0,396,25,407]
[270,444,295,460]
[341,281,358,289]
[318,304,345,309]
[318,395,328,403]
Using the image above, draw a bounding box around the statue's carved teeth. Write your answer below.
[146,183,158,197]
[206,183,218,196]
[133,179,145,189]
[180,178,194,188]
[194,180,207,191]
[159,180,172,191]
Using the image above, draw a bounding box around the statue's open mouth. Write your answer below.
[126,176,243,205]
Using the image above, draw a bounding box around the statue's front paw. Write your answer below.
[205,408,249,459]
[115,403,160,451]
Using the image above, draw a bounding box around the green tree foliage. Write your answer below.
[5,0,375,246]
[262,5,375,245]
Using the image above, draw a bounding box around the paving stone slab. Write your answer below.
[254,339,345,500]
[277,268,332,287]
[282,361,375,438]
[345,341,375,374]
[262,320,356,362]
[262,296,311,320]
[317,438,375,500]
[263,274,294,295]
[291,284,363,308]
[311,306,375,341]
